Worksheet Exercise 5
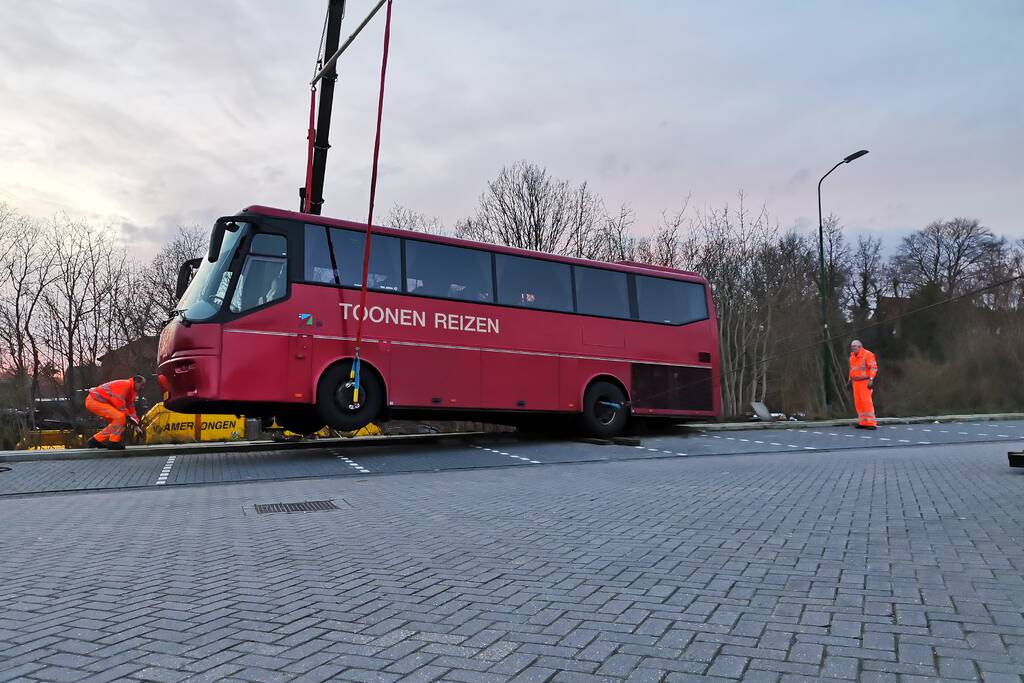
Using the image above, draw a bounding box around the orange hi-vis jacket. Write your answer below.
[87,378,139,419]
[848,349,878,382]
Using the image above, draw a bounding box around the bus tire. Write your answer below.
[316,361,384,432]
[580,380,629,438]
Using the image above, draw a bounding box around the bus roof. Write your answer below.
[244,205,708,284]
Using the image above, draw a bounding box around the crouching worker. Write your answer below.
[85,375,146,450]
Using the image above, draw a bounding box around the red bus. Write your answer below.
[158,206,721,437]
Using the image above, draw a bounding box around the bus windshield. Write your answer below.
[174,222,250,322]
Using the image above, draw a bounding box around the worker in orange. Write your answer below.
[848,339,878,429]
[85,375,146,450]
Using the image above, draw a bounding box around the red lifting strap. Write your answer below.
[351,0,394,403]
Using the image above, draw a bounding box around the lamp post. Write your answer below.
[818,149,869,410]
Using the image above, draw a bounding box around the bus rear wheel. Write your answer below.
[581,380,629,438]
[316,361,383,432]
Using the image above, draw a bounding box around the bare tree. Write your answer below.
[848,235,883,317]
[0,211,57,411]
[895,218,1002,294]
[455,161,604,257]
[147,225,207,326]
[383,204,445,234]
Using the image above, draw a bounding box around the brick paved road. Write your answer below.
[3,420,1023,497]
[1,441,1023,681]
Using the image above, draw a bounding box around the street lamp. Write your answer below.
[818,149,869,411]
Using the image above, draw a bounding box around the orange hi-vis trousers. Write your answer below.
[851,380,877,428]
[85,394,127,443]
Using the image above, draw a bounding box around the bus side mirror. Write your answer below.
[207,217,242,263]
[175,258,202,299]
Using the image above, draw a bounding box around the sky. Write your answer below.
[0,0,1021,257]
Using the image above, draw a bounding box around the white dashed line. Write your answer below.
[879,438,891,441]
[959,432,969,435]
[977,433,988,437]
[753,440,764,444]
[336,454,370,474]
[471,445,540,465]
[917,441,931,445]
[898,439,910,443]
[155,455,176,485]
[998,435,1010,438]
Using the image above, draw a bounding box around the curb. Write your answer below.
[0,431,496,464]
[686,413,1024,432]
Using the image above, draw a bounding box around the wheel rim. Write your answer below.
[335,379,368,413]
[594,396,621,425]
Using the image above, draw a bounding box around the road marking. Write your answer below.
[803,446,816,450]
[753,440,764,444]
[977,433,988,437]
[998,434,1010,438]
[712,435,722,439]
[738,438,750,442]
[472,445,540,465]
[898,439,910,443]
[155,456,176,485]
[336,455,369,474]
[879,438,891,441]
[845,435,856,438]
[827,432,839,436]
[959,431,969,435]
[921,429,932,432]
[861,435,873,439]
[769,443,783,446]
[811,431,823,435]
[917,441,931,445]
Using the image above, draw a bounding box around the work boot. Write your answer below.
[86,437,106,448]
[106,441,125,451]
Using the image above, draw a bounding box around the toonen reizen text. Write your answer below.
[339,303,499,334]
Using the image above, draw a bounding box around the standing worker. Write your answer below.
[85,375,146,450]
[848,340,878,429]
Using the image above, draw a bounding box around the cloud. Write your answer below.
[0,0,1021,258]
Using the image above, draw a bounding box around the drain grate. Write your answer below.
[255,500,340,515]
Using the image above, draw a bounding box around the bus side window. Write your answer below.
[331,229,402,292]
[636,276,709,324]
[230,234,289,313]
[495,254,572,312]
[405,241,493,303]
[574,266,630,319]
[304,225,337,284]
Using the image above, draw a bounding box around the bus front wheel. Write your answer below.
[316,362,383,432]
[581,380,629,438]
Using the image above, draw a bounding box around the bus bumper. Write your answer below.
[158,355,220,413]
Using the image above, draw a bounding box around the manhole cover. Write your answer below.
[254,500,339,514]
